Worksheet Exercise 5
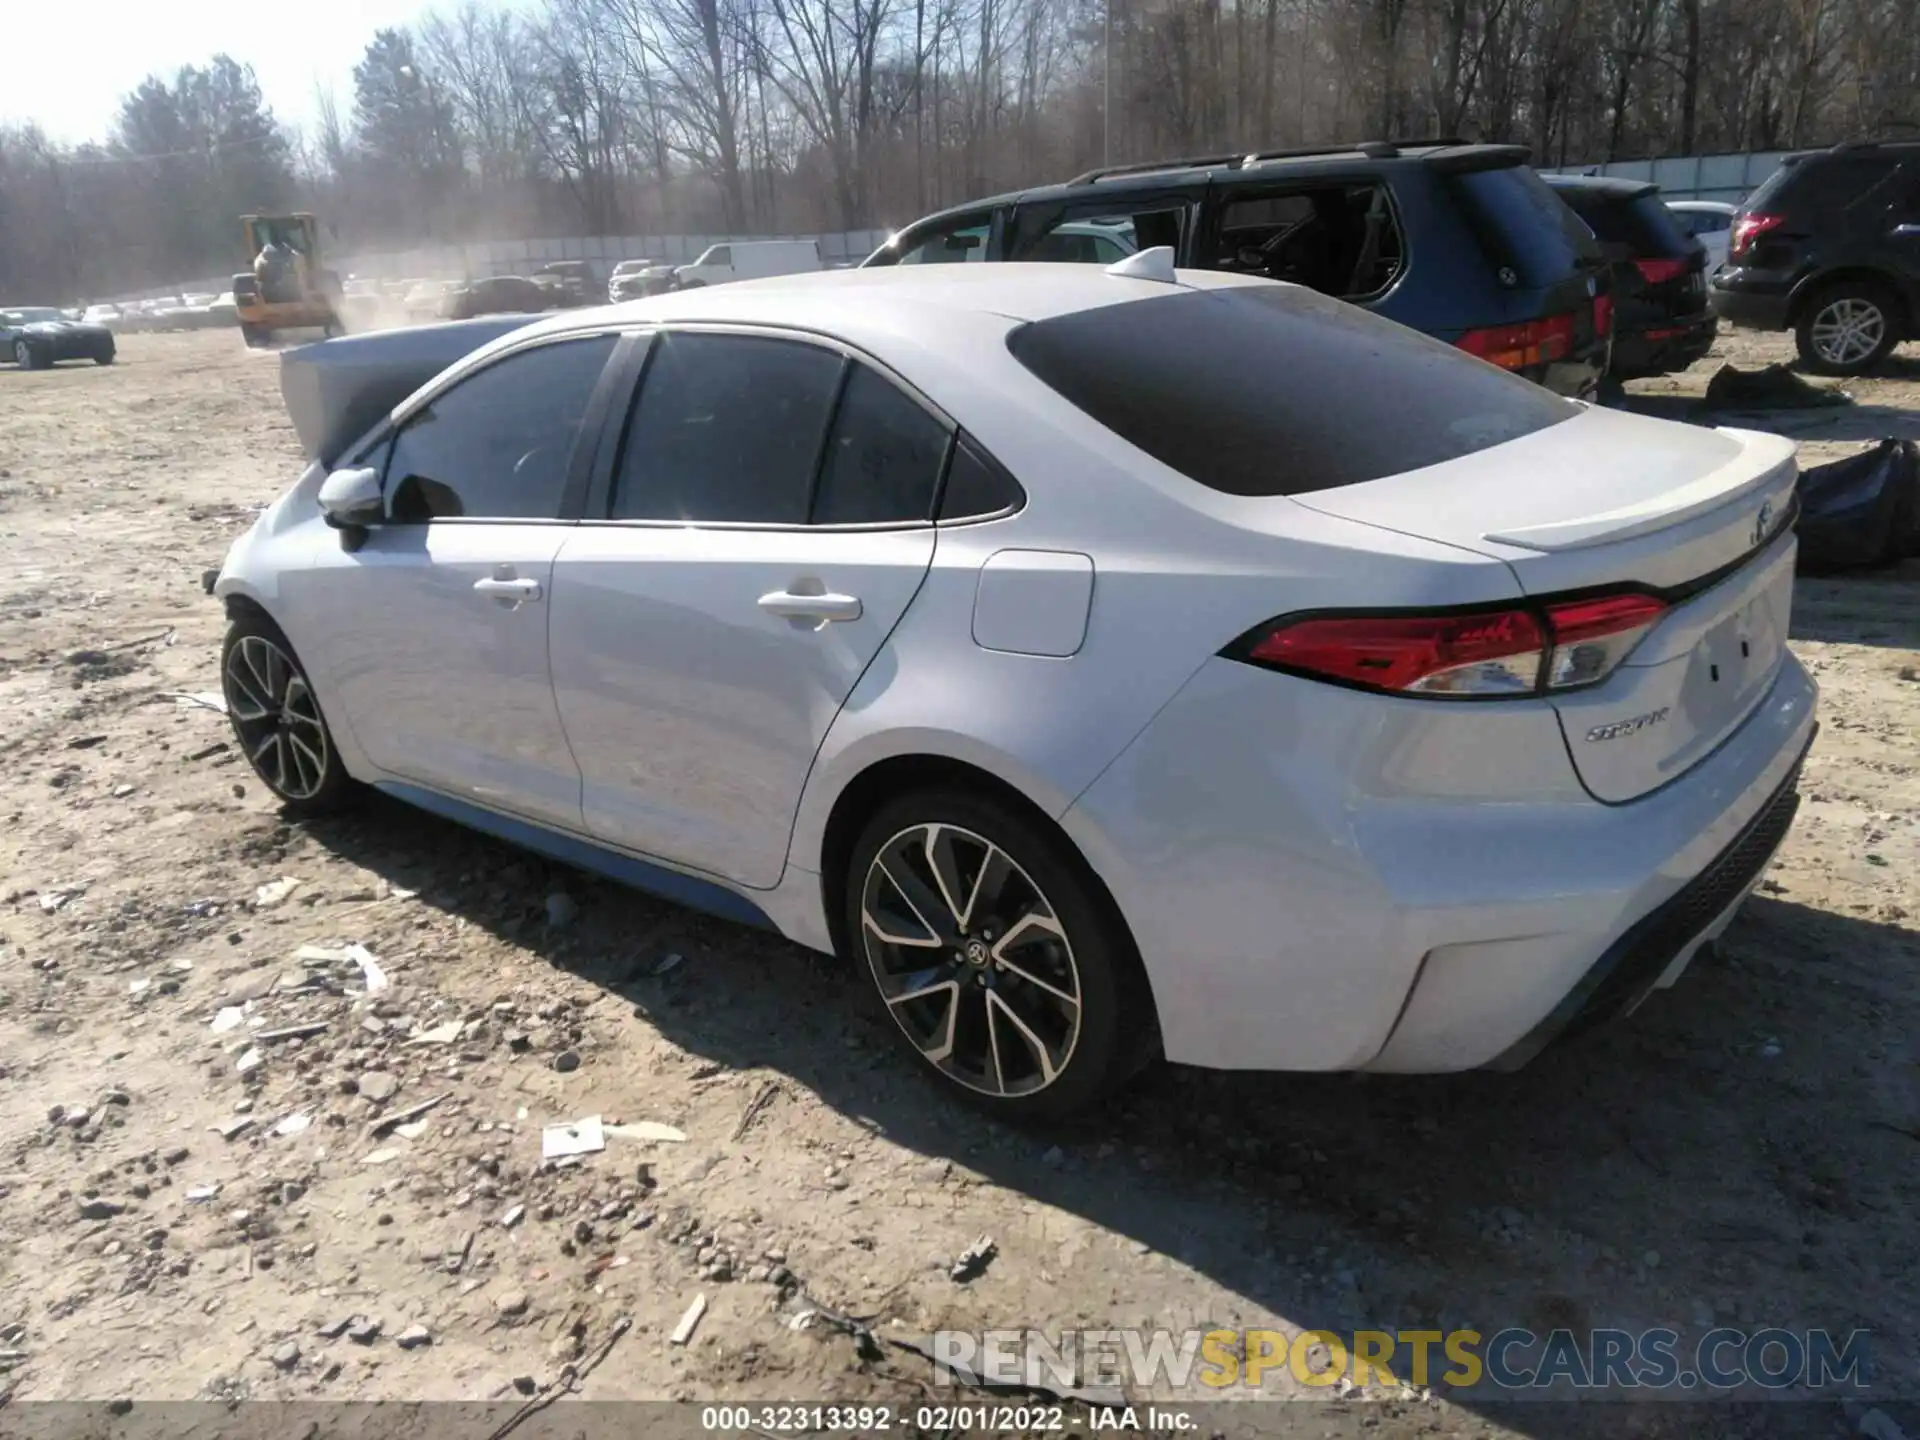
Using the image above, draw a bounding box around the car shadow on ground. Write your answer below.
[301,794,1919,1437]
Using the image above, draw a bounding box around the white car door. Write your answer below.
[301,333,621,830]
[547,330,949,889]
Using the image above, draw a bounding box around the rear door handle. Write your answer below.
[473,577,543,602]
[758,589,862,623]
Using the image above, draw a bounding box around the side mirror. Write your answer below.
[318,465,383,548]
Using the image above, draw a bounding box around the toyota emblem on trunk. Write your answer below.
[1752,500,1775,547]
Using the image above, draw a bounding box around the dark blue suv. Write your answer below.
[863,140,1613,398]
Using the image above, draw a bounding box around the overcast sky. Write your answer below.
[4,1,445,145]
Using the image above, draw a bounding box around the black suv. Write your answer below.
[864,140,1613,397]
[1711,140,1920,375]
[1544,174,1715,384]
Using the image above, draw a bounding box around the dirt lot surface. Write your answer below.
[1,327,1916,1439]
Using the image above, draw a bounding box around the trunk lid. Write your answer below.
[1291,408,1800,801]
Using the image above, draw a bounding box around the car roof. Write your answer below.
[1542,173,1659,200]
[889,140,1529,235]
[509,263,1271,347]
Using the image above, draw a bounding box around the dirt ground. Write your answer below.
[0,325,1916,1439]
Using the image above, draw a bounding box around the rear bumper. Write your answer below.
[1611,315,1717,377]
[1064,650,1818,1074]
[1710,281,1793,331]
[1484,726,1810,1068]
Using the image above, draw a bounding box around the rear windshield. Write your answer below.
[1744,154,1901,214]
[1558,188,1695,256]
[1006,284,1577,497]
[1453,165,1600,285]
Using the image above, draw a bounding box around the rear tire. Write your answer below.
[240,324,267,349]
[844,788,1157,1120]
[220,612,358,817]
[1796,280,1900,376]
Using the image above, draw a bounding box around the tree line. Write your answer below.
[2,0,1916,299]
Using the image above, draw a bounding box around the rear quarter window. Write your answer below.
[1752,155,1901,213]
[1007,284,1577,497]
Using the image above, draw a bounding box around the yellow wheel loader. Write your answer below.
[232,214,344,347]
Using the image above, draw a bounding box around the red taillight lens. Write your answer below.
[1729,212,1783,260]
[1633,256,1689,285]
[1455,313,1577,372]
[1236,592,1669,699]
[1542,593,1668,689]
[1594,293,1614,336]
[1246,609,1546,696]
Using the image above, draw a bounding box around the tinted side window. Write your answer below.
[384,335,615,521]
[812,365,952,525]
[1778,156,1900,212]
[1007,285,1577,497]
[938,435,1025,520]
[612,332,843,524]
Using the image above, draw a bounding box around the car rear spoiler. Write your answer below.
[280,316,537,466]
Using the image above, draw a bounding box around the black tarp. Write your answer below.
[1794,438,1920,571]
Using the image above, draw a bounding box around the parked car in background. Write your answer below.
[608,258,674,302]
[674,238,823,288]
[1667,200,1737,275]
[534,261,601,307]
[82,304,122,327]
[866,140,1615,398]
[212,263,1813,1116]
[1711,139,1920,375]
[2,306,116,368]
[403,280,455,322]
[440,275,552,321]
[1544,175,1715,387]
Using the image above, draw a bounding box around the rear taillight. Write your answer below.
[1594,293,1613,336]
[1729,212,1783,260]
[1455,313,1577,371]
[1233,592,1669,699]
[1633,256,1690,285]
[1541,593,1667,689]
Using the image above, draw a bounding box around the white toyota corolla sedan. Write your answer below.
[212,256,1817,1117]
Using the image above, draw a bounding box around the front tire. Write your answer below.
[15,339,44,370]
[95,350,115,366]
[844,789,1156,1119]
[220,614,357,816]
[1796,281,1900,376]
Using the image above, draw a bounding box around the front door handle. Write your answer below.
[758,589,862,623]
[1893,223,1920,238]
[474,577,543,602]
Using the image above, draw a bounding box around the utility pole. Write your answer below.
[1103,0,1113,167]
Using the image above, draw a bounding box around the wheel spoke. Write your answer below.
[991,908,1066,959]
[224,666,273,722]
[984,995,1010,1094]
[996,951,1080,1007]
[866,863,945,948]
[986,989,1058,1088]
[960,845,1013,932]
[243,639,279,707]
[877,855,959,947]
[287,733,326,795]
[923,826,973,930]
